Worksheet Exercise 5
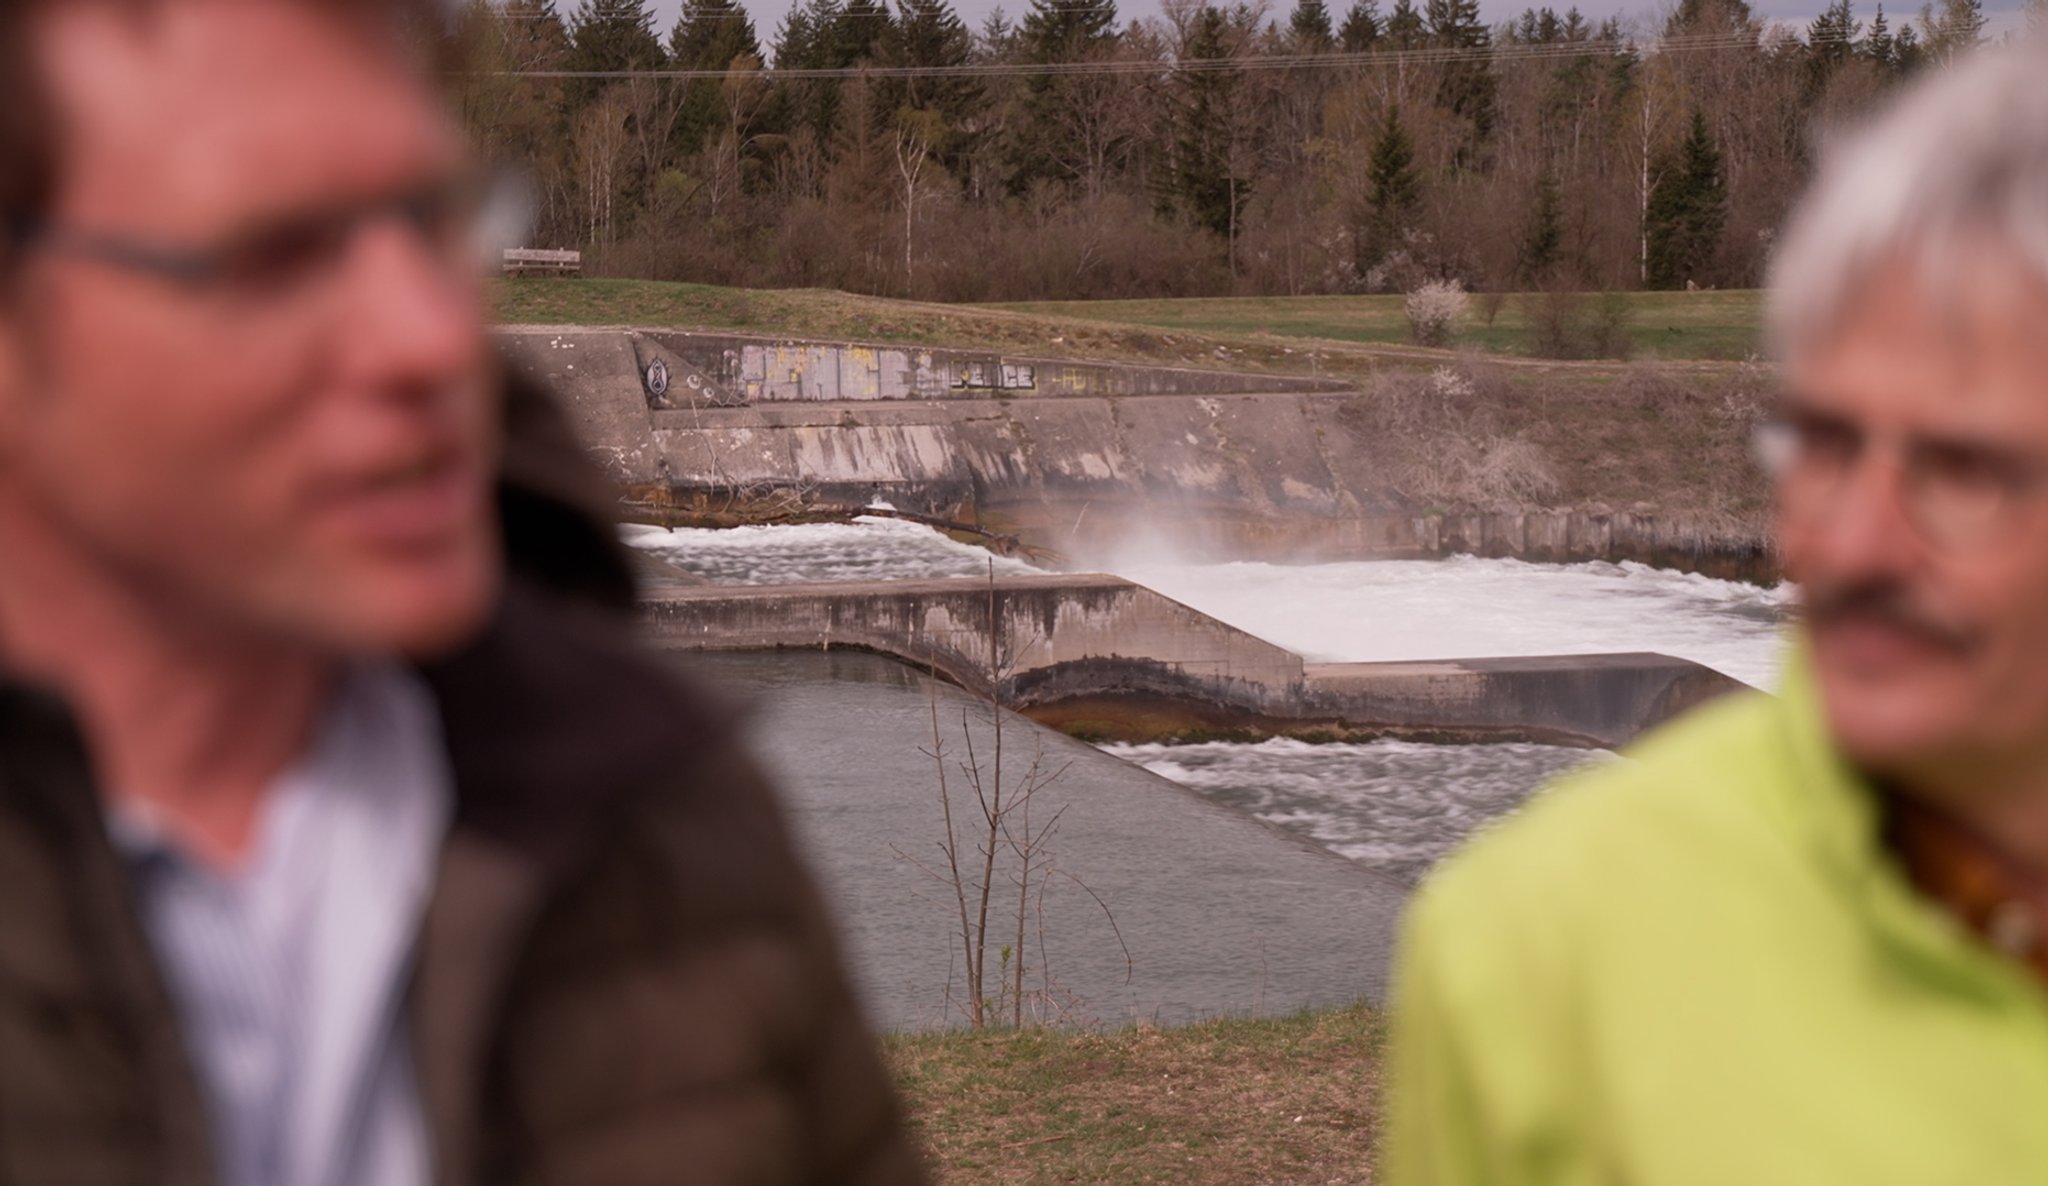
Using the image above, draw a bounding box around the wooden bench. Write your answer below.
[502,248,582,277]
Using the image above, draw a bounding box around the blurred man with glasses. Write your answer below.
[0,2,924,1184]
[1388,43,2048,1185]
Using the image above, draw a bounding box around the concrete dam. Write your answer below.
[499,326,1755,572]
[638,572,1748,749]
[518,325,1755,747]
[531,325,1770,1024]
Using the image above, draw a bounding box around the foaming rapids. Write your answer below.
[622,519,1043,585]
[1105,737,1617,884]
[1108,553,1794,690]
[626,519,1796,882]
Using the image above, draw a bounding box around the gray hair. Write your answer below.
[1767,39,2048,360]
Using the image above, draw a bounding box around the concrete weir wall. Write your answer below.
[622,331,1341,404]
[500,327,1761,572]
[642,575,1748,748]
[645,574,1304,716]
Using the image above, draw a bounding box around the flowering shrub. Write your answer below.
[1428,365,1474,400]
[1405,278,1468,347]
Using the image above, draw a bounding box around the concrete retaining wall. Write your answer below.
[501,327,1771,576]
[641,575,1749,748]
[1294,654,1741,748]
[643,574,1306,715]
[501,328,1341,409]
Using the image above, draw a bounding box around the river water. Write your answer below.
[689,650,1406,1030]
[631,519,1796,1024]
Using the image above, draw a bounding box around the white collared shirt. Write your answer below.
[109,663,451,1186]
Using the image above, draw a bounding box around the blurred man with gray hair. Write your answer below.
[1388,42,2048,1184]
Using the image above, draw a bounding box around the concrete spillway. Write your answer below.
[641,574,1746,749]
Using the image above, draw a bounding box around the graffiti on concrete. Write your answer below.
[620,332,1339,409]
[953,361,1036,391]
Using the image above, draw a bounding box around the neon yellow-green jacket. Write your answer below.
[1387,659,2048,1185]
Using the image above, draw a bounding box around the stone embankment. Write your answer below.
[501,327,1772,577]
[640,574,1747,749]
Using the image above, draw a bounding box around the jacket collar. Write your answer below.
[1777,644,2048,1005]
[1776,648,1881,884]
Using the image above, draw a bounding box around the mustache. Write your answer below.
[1801,581,1979,654]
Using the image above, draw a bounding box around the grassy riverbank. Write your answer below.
[493,278,1312,374]
[992,290,1763,362]
[491,279,1761,372]
[885,1004,1386,1186]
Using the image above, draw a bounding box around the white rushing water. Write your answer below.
[626,519,1797,879]
[1100,737,1617,885]
[1110,554,1794,691]
[622,519,1042,585]
[626,519,1794,688]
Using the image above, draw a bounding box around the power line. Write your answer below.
[475,27,1852,79]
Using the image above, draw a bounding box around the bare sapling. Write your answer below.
[896,560,1129,1027]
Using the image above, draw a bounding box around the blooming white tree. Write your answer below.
[1405,278,1469,347]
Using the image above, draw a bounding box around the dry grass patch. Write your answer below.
[886,1005,1385,1186]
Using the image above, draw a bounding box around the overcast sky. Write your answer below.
[638,0,2028,44]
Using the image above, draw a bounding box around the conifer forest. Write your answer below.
[452,0,2002,300]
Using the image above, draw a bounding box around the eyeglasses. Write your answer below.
[1755,408,2048,551]
[8,170,521,309]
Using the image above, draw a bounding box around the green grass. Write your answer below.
[494,276,1203,354]
[492,278,1763,370]
[497,277,889,338]
[885,1004,1386,1186]
[493,277,1316,372]
[495,276,1439,379]
[989,290,1764,362]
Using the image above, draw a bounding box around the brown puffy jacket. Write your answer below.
[0,374,929,1186]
